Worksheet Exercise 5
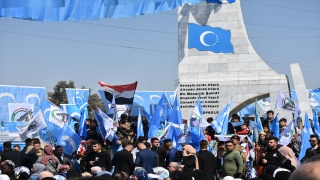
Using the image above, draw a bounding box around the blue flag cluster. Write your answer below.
[298,113,313,162]
[188,23,234,53]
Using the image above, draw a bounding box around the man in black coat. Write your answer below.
[262,137,282,167]
[53,145,74,169]
[86,141,112,172]
[0,141,22,167]
[301,135,320,163]
[112,143,135,175]
[135,143,158,173]
[151,138,167,168]
[197,140,217,180]
[227,114,242,134]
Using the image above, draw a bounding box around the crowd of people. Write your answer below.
[0,111,320,180]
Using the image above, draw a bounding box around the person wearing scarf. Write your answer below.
[278,146,298,171]
[37,145,61,174]
[180,145,199,173]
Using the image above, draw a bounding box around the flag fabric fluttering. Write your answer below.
[93,111,107,139]
[279,120,295,146]
[313,109,320,138]
[276,91,300,114]
[56,124,82,156]
[137,109,144,139]
[148,93,172,138]
[97,81,138,105]
[211,99,232,134]
[97,108,116,141]
[17,111,47,136]
[108,95,118,121]
[188,98,206,150]
[252,102,263,143]
[168,94,182,124]
[270,114,279,138]
[298,113,313,162]
[75,90,89,139]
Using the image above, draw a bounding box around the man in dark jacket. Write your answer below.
[151,138,167,168]
[112,143,135,175]
[135,143,158,173]
[227,114,242,134]
[301,135,320,163]
[54,145,74,169]
[197,140,217,180]
[262,136,282,167]
[0,141,22,167]
[86,141,112,172]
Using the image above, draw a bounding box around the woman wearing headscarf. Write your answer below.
[37,145,61,174]
[180,145,198,173]
[278,146,298,171]
[22,146,38,170]
[256,132,268,176]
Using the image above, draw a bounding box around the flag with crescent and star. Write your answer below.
[57,124,82,156]
[188,23,233,53]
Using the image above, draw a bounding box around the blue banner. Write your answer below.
[0,86,45,121]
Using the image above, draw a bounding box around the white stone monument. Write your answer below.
[177,0,292,120]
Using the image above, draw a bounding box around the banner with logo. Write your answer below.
[48,105,68,129]
[0,85,45,121]
[8,103,34,122]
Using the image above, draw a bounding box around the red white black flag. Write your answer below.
[97,81,138,105]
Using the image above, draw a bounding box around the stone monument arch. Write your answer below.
[177,0,292,120]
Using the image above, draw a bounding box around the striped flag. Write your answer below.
[98,81,138,105]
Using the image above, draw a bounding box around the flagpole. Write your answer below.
[129,81,138,117]
[46,127,53,145]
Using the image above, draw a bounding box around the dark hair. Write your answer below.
[205,126,215,139]
[91,140,101,146]
[137,136,147,143]
[33,140,41,145]
[86,118,92,122]
[232,114,240,120]
[207,117,213,123]
[74,123,79,127]
[163,139,172,144]
[120,114,128,120]
[13,145,20,148]
[225,141,233,145]
[268,136,279,142]
[89,127,96,131]
[174,151,183,162]
[151,137,159,143]
[3,141,11,148]
[200,140,208,149]
[267,110,274,115]
[91,120,98,125]
[113,172,125,180]
[144,142,151,149]
[55,145,63,149]
[279,118,287,123]
[310,134,319,140]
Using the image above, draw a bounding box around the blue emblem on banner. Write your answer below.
[188,23,234,53]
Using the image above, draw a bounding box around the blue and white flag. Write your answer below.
[148,92,172,138]
[279,120,295,146]
[65,88,89,104]
[188,99,206,150]
[298,113,313,162]
[249,121,263,132]
[17,111,47,136]
[75,90,89,139]
[94,111,107,139]
[313,109,320,138]
[231,122,243,127]
[252,102,263,143]
[212,99,232,134]
[168,94,182,124]
[97,108,116,141]
[60,104,81,126]
[270,114,279,138]
[137,109,144,139]
[57,124,82,156]
[108,95,117,121]
[188,23,234,53]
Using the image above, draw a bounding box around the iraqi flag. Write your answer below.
[98,81,138,105]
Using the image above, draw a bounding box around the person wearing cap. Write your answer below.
[1,141,22,167]
[230,135,247,162]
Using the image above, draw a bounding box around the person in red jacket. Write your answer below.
[237,124,250,135]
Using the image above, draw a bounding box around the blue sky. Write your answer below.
[0,0,319,93]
